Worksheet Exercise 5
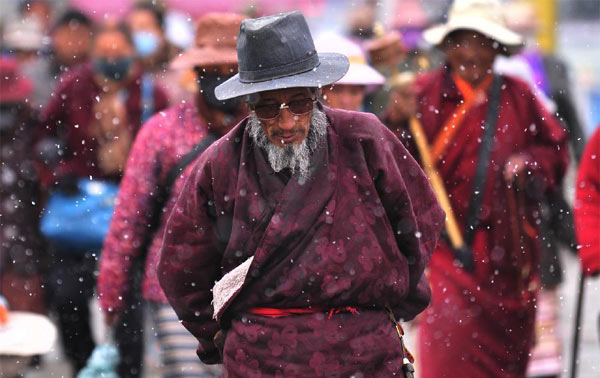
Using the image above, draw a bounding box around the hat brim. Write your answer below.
[337,63,385,87]
[423,17,524,55]
[214,53,349,101]
[170,47,238,70]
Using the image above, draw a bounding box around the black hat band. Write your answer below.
[238,53,319,83]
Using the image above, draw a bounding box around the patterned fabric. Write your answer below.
[150,302,222,378]
[158,106,445,376]
[97,102,211,313]
[414,68,569,378]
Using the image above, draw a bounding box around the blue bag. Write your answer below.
[40,179,119,253]
[76,343,120,378]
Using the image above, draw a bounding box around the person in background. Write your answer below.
[17,0,53,35]
[0,57,49,372]
[1,17,52,111]
[0,57,47,319]
[315,33,384,111]
[126,2,172,119]
[363,30,407,117]
[98,13,246,378]
[411,0,568,377]
[50,9,94,73]
[574,126,600,278]
[494,3,586,377]
[381,71,418,144]
[37,21,168,377]
[16,9,94,113]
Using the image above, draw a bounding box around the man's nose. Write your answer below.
[277,106,296,131]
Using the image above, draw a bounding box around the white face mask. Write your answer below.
[133,31,160,58]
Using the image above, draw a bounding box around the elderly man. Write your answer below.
[409,1,569,377]
[158,11,444,377]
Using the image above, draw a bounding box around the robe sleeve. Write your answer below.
[517,81,569,191]
[157,155,223,364]
[363,114,445,320]
[574,128,600,276]
[97,113,164,315]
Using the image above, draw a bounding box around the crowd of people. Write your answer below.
[0,0,598,378]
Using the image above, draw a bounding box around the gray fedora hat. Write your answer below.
[214,11,349,101]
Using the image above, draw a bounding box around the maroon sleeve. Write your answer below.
[517,80,570,191]
[362,113,445,320]
[575,127,600,276]
[157,152,223,364]
[97,113,164,314]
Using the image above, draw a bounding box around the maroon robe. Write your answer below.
[158,106,445,377]
[414,68,568,378]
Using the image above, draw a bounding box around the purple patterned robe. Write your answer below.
[158,106,445,377]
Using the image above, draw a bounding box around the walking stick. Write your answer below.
[570,272,586,378]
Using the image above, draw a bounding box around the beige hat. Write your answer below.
[423,0,524,54]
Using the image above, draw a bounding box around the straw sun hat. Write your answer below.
[423,0,524,54]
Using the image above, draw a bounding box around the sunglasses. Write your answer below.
[252,98,316,120]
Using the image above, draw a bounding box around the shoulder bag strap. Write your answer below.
[140,130,219,256]
[163,132,219,193]
[462,74,503,248]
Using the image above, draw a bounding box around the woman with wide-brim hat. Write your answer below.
[409,1,569,377]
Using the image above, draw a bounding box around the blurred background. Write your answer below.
[0,1,598,377]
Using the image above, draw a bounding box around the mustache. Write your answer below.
[269,129,302,137]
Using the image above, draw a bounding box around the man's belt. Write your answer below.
[248,306,359,319]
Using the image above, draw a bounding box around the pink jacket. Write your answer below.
[97,102,211,313]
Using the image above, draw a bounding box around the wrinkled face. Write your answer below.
[52,22,92,66]
[443,30,499,86]
[322,84,365,111]
[252,87,315,148]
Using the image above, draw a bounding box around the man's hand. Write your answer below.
[504,154,529,183]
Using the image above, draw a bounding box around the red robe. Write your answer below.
[158,106,445,377]
[415,68,568,377]
[575,127,600,276]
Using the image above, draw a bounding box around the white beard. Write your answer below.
[247,107,328,181]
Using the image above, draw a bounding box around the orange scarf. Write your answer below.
[431,73,493,165]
